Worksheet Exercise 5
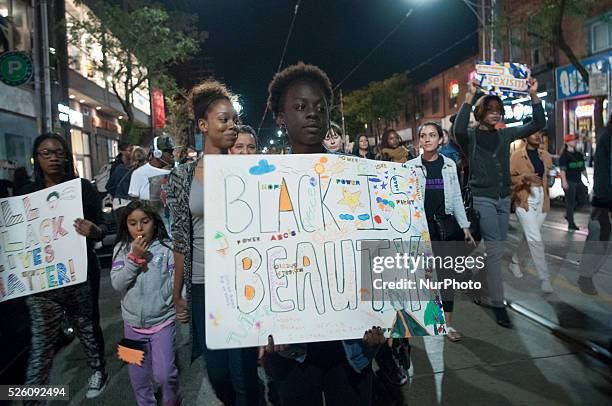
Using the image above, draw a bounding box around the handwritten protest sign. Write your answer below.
[204,154,446,349]
[0,178,88,302]
[475,61,530,97]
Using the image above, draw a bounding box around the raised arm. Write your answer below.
[507,78,546,142]
[453,80,479,155]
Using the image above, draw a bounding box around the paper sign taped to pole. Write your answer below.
[0,178,88,302]
[204,154,448,349]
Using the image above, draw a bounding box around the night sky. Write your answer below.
[167,0,478,140]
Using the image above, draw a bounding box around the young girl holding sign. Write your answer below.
[110,200,180,406]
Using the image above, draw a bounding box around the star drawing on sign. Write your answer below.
[338,188,362,212]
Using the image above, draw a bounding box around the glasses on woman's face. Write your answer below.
[325,134,340,142]
[37,148,66,159]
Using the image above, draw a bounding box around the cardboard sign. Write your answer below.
[475,61,530,97]
[204,154,447,349]
[0,179,88,302]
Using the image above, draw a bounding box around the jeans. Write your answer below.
[265,352,373,406]
[513,187,550,280]
[473,196,511,307]
[565,181,588,224]
[578,207,612,278]
[191,284,259,406]
[124,322,180,406]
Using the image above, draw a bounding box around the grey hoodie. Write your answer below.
[111,240,175,329]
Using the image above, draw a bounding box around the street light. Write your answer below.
[270,139,275,145]
[459,0,493,60]
[277,130,282,137]
[233,100,243,114]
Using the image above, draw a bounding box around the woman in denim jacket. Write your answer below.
[408,121,475,342]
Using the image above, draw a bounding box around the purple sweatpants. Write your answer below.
[124,322,180,406]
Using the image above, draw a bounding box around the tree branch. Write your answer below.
[556,0,589,82]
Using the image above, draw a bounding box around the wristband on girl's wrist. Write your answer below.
[128,252,147,266]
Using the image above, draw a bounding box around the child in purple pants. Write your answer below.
[111,201,180,406]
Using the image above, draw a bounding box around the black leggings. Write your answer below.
[427,220,457,313]
[565,181,589,224]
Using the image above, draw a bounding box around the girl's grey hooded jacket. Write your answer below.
[111,240,175,328]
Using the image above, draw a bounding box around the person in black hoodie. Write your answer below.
[17,133,108,402]
[453,78,544,328]
[577,116,612,295]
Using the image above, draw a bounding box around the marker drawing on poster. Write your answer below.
[0,178,88,302]
[205,154,446,349]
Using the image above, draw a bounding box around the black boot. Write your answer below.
[577,276,598,295]
[493,307,512,328]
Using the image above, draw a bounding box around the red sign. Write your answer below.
[152,90,165,129]
[448,80,460,98]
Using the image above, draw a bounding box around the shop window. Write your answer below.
[431,88,440,114]
[5,133,28,169]
[590,16,612,53]
[71,129,92,180]
[0,0,31,53]
[419,94,427,113]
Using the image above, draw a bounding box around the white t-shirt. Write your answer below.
[128,163,171,201]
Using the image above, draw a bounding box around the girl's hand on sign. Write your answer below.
[131,235,149,259]
[74,218,102,240]
[528,77,539,95]
[363,326,386,347]
[258,335,289,359]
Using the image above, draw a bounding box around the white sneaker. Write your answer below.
[86,370,108,399]
[541,279,554,294]
[508,262,523,278]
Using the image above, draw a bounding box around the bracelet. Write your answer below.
[128,253,147,266]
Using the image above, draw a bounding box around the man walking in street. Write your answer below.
[128,136,175,232]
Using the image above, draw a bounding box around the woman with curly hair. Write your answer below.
[376,128,413,163]
[262,62,384,406]
[164,80,259,405]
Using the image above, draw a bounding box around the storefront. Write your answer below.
[0,82,38,183]
[556,50,611,159]
[60,99,121,180]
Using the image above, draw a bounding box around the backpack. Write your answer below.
[94,162,113,193]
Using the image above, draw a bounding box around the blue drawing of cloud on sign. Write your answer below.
[0,178,88,302]
[204,153,448,350]
[475,61,531,98]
